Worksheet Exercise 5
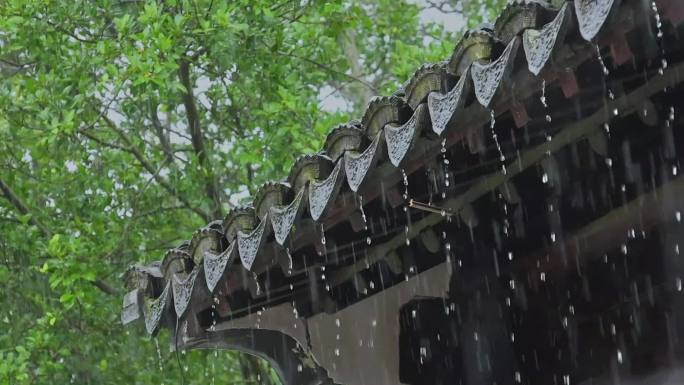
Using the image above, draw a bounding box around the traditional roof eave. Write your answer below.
[122,0,684,337]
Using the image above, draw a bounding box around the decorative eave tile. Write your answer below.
[308,160,345,221]
[344,131,383,192]
[427,67,471,136]
[143,281,171,335]
[575,0,616,42]
[270,188,306,246]
[172,268,200,318]
[237,218,270,271]
[523,2,571,76]
[385,104,429,167]
[471,37,520,108]
[204,242,236,294]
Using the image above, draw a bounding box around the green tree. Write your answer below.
[0,0,504,383]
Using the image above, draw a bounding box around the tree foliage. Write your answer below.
[0,0,504,383]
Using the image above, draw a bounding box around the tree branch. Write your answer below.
[179,58,223,219]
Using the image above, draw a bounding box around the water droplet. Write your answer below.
[366,236,372,245]
[676,211,681,222]
[542,173,549,184]
[596,45,610,75]
[617,349,623,364]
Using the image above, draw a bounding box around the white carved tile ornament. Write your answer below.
[308,160,344,221]
[575,0,615,41]
[385,108,420,167]
[428,69,469,136]
[344,131,382,192]
[523,3,569,76]
[172,267,199,318]
[471,38,518,108]
[270,188,305,245]
[204,243,235,293]
[144,281,171,335]
[237,217,268,271]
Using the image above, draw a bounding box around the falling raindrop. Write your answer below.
[677,278,683,292]
[596,45,610,75]
[490,110,507,174]
[617,349,624,364]
[154,339,163,372]
[358,195,368,230]
[286,247,293,274]
[366,236,372,245]
[542,173,549,184]
[676,211,681,222]
[540,79,548,108]
[253,273,261,295]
